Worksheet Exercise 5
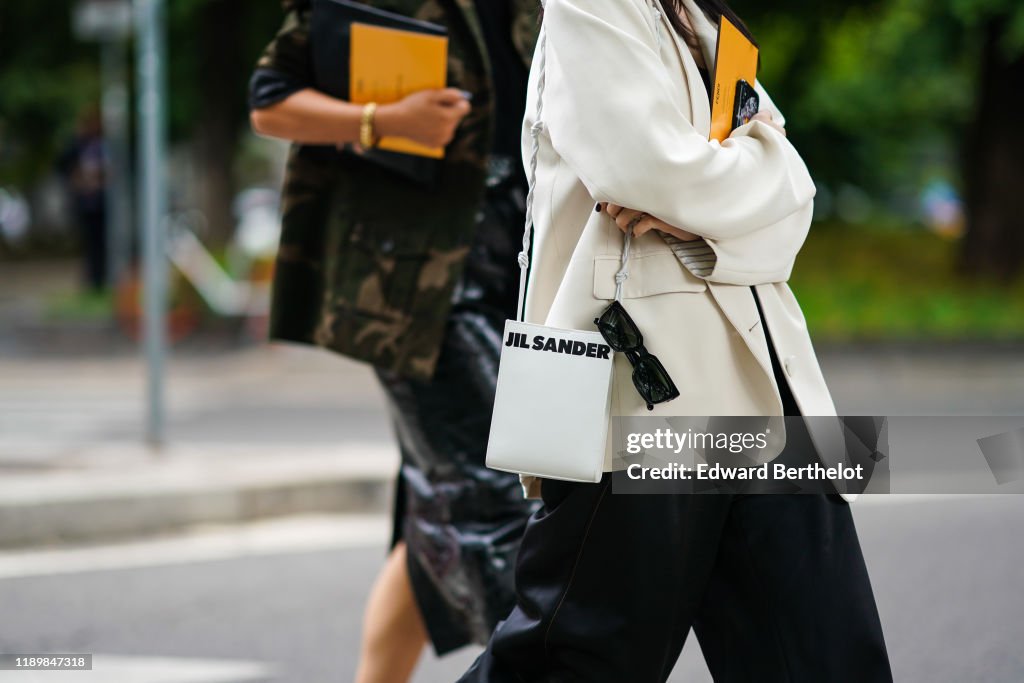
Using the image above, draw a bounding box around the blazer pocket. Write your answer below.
[593,251,708,300]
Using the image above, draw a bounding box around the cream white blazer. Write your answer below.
[519,0,855,501]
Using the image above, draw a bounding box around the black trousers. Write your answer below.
[458,478,892,683]
[77,207,107,291]
[459,289,892,682]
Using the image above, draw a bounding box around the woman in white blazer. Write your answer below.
[460,0,892,681]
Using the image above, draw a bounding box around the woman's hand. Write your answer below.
[749,111,785,137]
[600,203,701,242]
[375,88,471,148]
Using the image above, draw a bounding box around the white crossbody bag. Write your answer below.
[485,22,633,483]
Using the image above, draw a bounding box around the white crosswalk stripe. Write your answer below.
[0,515,390,579]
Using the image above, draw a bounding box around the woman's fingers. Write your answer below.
[600,203,694,239]
[602,203,657,236]
[750,111,786,137]
[632,216,657,237]
[614,208,643,233]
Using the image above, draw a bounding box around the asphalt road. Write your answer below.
[1,495,1023,683]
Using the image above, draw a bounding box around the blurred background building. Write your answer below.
[0,0,1023,681]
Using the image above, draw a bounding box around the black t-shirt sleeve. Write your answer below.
[249,7,314,110]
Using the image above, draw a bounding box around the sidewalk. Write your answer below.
[0,344,400,548]
[0,444,396,548]
[0,261,401,547]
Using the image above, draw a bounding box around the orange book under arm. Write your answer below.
[709,16,759,143]
[349,22,449,158]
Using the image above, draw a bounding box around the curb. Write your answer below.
[0,448,397,549]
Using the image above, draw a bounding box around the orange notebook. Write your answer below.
[708,16,759,142]
[349,22,449,158]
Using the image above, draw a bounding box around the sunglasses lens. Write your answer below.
[632,355,679,404]
[596,302,679,406]
[597,305,641,351]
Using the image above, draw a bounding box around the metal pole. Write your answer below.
[101,39,130,289]
[134,0,167,447]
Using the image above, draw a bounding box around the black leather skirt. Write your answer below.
[374,169,540,655]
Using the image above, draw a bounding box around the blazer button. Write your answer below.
[783,356,796,378]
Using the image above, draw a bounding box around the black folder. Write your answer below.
[310,0,448,185]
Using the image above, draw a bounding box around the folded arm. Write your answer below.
[542,0,816,243]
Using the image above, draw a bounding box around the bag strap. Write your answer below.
[515,19,547,323]
[516,9,631,323]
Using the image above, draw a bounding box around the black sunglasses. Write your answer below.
[594,300,680,410]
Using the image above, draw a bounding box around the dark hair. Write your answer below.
[660,0,758,56]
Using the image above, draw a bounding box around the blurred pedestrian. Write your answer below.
[248,2,540,682]
[459,0,892,681]
[58,106,107,292]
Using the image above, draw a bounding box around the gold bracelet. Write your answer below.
[359,102,378,148]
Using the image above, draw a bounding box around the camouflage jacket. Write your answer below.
[252,0,539,380]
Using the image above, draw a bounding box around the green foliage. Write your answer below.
[4,0,1021,202]
[737,0,1022,202]
[0,0,103,184]
[791,224,1024,339]
[0,1,284,187]
[949,0,1024,55]
[45,288,114,321]
[163,0,282,139]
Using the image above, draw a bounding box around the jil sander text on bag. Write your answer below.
[504,331,612,359]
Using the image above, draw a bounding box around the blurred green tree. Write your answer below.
[0,0,281,244]
[0,0,103,185]
[958,2,1024,280]
[738,0,1024,278]
[168,0,281,244]
[3,1,1022,273]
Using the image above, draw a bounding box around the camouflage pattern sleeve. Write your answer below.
[249,2,314,110]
